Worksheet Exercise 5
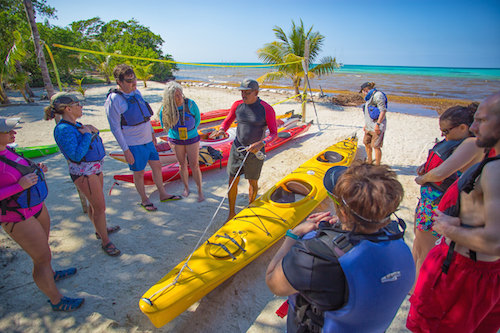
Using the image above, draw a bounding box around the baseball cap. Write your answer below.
[50,92,80,107]
[237,78,259,91]
[359,82,371,93]
[323,165,348,195]
[0,117,21,132]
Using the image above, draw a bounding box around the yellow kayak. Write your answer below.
[139,135,358,327]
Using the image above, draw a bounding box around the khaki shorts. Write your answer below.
[363,130,385,148]
[227,143,264,180]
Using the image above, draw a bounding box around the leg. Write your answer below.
[248,179,259,204]
[363,132,373,164]
[228,175,240,221]
[186,142,204,202]
[412,228,438,286]
[171,142,190,197]
[133,170,151,205]
[2,217,62,304]
[74,174,110,246]
[149,159,174,201]
[374,147,382,165]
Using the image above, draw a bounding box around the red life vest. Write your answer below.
[423,138,464,193]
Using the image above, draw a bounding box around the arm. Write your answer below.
[105,94,129,152]
[219,101,238,132]
[266,211,335,296]
[374,92,387,134]
[190,99,201,129]
[415,138,482,185]
[434,162,500,256]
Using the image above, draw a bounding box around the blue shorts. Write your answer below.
[128,142,159,172]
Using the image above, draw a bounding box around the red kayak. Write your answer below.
[151,109,230,133]
[113,122,311,185]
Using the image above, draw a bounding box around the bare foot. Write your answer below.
[197,192,205,202]
[183,188,190,197]
[226,212,236,222]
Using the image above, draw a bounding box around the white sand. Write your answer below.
[0,82,440,332]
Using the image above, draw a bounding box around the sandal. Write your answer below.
[95,225,121,240]
[102,242,121,256]
[160,195,182,202]
[54,267,77,281]
[49,296,84,311]
[140,202,158,212]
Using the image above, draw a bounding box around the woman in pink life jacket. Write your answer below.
[412,103,490,286]
[0,117,84,311]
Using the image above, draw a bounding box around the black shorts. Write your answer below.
[226,143,264,180]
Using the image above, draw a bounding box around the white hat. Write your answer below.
[0,117,21,132]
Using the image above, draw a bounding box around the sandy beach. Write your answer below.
[0,82,442,332]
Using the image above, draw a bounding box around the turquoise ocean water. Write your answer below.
[175,63,500,102]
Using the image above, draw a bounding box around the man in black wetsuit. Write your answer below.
[211,79,278,221]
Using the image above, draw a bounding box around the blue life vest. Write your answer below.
[108,89,153,127]
[365,89,388,120]
[0,148,48,219]
[288,219,415,333]
[172,98,196,132]
[55,120,106,163]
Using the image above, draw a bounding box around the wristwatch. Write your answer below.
[262,140,266,145]
[376,122,381,126]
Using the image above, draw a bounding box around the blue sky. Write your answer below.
[41,0,500,68]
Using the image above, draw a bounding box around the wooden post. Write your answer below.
[301,40,310,121]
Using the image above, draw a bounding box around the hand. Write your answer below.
[433,210,460,236]
[374,124,381,135]
[363,126,367,133]
[415,175,426,185]
[209,129,225,139]
[78,126,92,134]
[38,163,48,173]
[18,172,39,189]
[292,211,336,237]
[248,141,264,154]
[124,149,135,165]
[416,164,425,176]
[84,124,98,133]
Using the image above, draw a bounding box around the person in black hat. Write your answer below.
[210,78,278,221]
[360,82,388,165]
[266,161,414,333]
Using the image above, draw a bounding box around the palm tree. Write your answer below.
[79,41,115,84]
[23,0,55,99]
[257,19,339,96]
[134,63,154,88]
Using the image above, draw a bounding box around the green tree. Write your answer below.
[134,63,154,87]
[257,19,339,96]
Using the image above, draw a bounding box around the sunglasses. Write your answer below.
[441,124,459,135]
[123,77,137,83]
[327,191,390,224]
[70,102,81,107]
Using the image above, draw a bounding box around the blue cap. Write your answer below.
[323,166,348,195]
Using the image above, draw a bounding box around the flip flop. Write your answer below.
[160,195,182,202]
[54,267,77,281]
[95,225,121,240]
[140,202,158,212]
[102,242,121,256]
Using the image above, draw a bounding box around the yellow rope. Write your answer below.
[272,93,301,106]
[52,44,302,68]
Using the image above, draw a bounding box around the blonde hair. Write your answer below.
[161,81,183,129]
[43,92,77,120]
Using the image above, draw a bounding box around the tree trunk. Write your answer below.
[0,84,10,104]
[23,0,54,100]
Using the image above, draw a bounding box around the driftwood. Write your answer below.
[330,93,364,107]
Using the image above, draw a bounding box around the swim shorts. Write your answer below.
[407,240,500,333]
[363,130,385,148]
[69,160,104,182]
[227,143,264,180]
[128,142,159,172]
[415,185,442,237]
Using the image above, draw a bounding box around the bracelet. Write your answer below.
[285,229,299,240]
[262,140,266,145]
[376,122,380,126]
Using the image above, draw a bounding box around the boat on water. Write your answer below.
[138,135,358,327]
